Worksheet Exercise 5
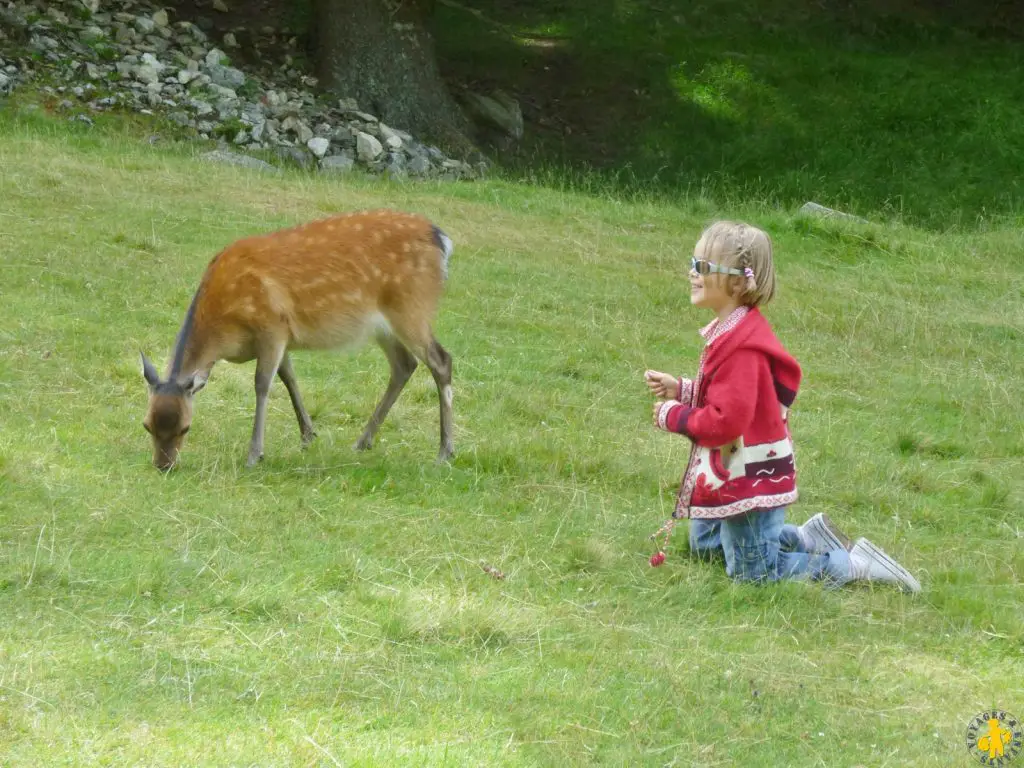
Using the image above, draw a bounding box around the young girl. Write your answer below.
[644,221,920,591]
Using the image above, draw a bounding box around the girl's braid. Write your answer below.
[736,228,758,298]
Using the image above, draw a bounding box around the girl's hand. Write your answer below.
[644,370,678,399]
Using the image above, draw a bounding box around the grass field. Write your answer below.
[0,107,1022,766]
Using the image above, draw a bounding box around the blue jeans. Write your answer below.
[688,507,851,584]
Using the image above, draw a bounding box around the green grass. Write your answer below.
[434,0,1024,227]
[0,107,1022,766]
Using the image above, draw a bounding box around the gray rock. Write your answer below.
[379,123,403,149]
[407,154,432,177]
[462,90,523,139]
[190,99,214,116]
[152,10,169,28]
[320,153,355,174]
[80,25,106,42]
[213,0,229,12]
[274,146,312,169]
[307,136,330,158]
[205,48,228,67]
[223,32,237,48]
[141,53,165,71]
[281,116,313,143]
[356,131,383,162]
[167,111,193,127]
[134,16,156,34]
[206,83,237,100]
[135,64,161,85]
[177,68,200,85]
[207,63,245,89]
[202,149,279,173]
[114,24,135,44]
[85,63,103,79]
[798,201,868,224]
[0,73,11,93]
[384,152,407,177]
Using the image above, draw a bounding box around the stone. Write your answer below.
[320,153,355,174]
[141,53,165,72]
[281,116,313,143]
[384,152,406,177]
[462,90,523,139]
[80,25,106,42]
[114,24,135,44]
[207,63,245,89]
[356,131,383,162]
[202,149,279,173]
[152,10,169,28]
[213,0,229,12]
[798,201,868,224]
[407,154,432,177]
[177,68,199,85]
[379,123,403,149]
[274,146,312,169]
[135,64,161,85]
[167,111,193,127]
[223,32,237,48]
[135,16,156,34]
[205,48,228,67]
[306,136,330,158]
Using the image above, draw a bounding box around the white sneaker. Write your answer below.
[798,513,851,553]
[849,538,921,593]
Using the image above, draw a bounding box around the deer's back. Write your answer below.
[193,210,445,355]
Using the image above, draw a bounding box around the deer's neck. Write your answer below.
[167,288,213,380]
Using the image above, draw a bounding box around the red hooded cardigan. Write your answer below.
[656,307,802,520]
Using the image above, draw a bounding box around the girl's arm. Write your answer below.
[655,351,761,446]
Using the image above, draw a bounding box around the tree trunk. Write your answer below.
[311,0,472,153]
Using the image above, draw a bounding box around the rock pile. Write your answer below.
[0,0,480,178]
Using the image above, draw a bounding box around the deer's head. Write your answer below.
[140,352,208,471]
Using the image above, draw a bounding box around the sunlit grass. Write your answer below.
[0,108,1021,766]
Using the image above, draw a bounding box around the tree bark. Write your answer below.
[311,0,472,153]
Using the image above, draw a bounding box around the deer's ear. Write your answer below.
[140,351,160,388]
[181,369,208,396]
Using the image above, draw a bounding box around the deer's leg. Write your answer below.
[424,337,454,463]
[277,352,316,446]
[247,339,287,467]
[354,331,418,452]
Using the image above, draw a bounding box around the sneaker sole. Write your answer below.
[854,538,922,593]
[804,513,852,552]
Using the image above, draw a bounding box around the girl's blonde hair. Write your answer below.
[695,220,776,306]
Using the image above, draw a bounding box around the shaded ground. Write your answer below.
[162,0,1024,224]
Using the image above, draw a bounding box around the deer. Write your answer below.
[139,209,455,471]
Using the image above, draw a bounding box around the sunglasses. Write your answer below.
[691,257,743,276]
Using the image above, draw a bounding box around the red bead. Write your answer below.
[649,551,666,567]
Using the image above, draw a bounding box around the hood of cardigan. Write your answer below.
[702,308,802,407]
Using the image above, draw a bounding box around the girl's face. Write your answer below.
[689,237,737,312]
